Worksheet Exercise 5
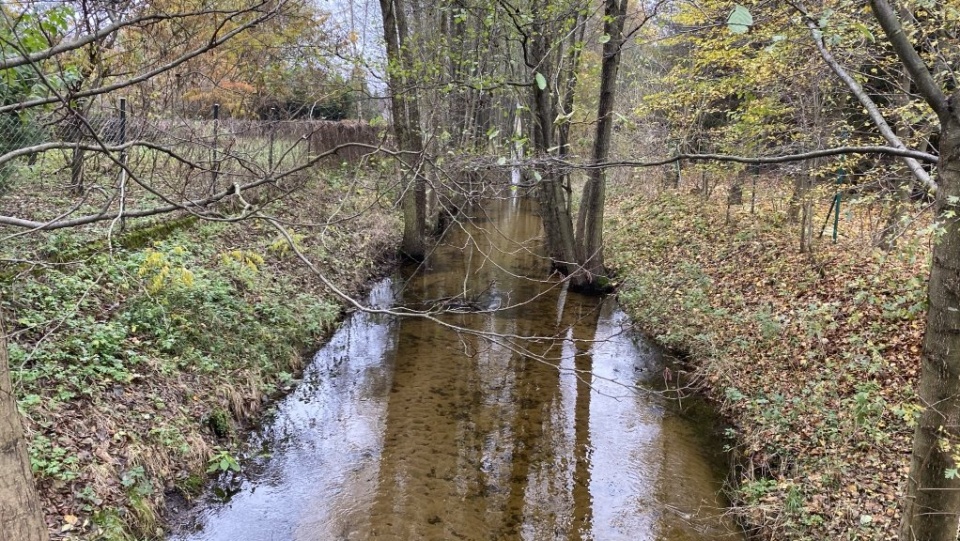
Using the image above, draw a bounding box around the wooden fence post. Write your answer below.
[211,103,220,194]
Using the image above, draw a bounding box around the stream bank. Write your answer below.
[605,189,924,539]
[167,195,741,541]
[1,172,400,540]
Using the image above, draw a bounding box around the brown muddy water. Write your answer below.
[169,196,742,541]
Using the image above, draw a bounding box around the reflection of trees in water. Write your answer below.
[363,195,611,539]
[175,195,737,541]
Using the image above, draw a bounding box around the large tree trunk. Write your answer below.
[899,117,960,541]
[529,29,579,277]
[0,306,48,541]
[867,1,960,535]
[575,0,627,287]
[379,0,427,261]
[557,14,586,213]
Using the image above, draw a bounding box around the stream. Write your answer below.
[169,195,742,540]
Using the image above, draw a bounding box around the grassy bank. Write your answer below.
[1,170,400,539]
[606,186,926,539]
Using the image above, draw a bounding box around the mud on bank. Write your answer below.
[1,171,401,540]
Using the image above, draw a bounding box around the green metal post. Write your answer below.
[832,168,845,243]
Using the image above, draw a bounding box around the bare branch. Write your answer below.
[791,2,937,192]
[550,145,939,169]
[869,0,950,122]
[0,3,279,114]
[0,7,258,71]
[0,141,399,231]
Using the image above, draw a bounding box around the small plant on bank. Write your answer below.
[206,408,233,438]
[268,228,306,258]
[739,477,778,504]
[29,434,81,481]
[206,449,242,474]
[137,245,196,294]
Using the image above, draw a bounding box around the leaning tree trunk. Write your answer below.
[380,0,427,261]
[899,116,960,541]
[575,0,628,286]
[0,305,48,541]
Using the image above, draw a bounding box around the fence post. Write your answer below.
[268,107,276,172]
[309,125,315,158]
[70,108,84,194]
[751,162,758,214]
[833,168,845,243]
[675,141,682,189]
[211,103,220,194]
[119,98,128,231]
[175,73,182,117]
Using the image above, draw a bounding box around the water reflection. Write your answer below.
[170,196,740,541]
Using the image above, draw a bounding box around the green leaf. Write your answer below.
[853,22,875,42]
[599,34,611,44]
[946,468,958,479]
[725,387,745,401]
[727,5,753,34]
[535,72,547,90]
[818,9,834,29]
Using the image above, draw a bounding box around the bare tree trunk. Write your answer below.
[867,2,960,535]
[899,117,960,541]
[575,0,628,288]
[728,179,743,205]
[878,170,910,251]
[798,166,814,254]
[70,145,84,194]
[379,0,427,260]
[0,304,48,541]
[787,174,803,222]
[557,14,586,211]
[529,24,578,276]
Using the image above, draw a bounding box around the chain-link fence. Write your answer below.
[0,100,387,232]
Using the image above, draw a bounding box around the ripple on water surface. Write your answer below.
[169,197,742,541]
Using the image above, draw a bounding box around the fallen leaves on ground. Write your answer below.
[606,185,926,540]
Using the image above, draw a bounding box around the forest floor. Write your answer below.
[1,165,401,540]
[605,180,928,540]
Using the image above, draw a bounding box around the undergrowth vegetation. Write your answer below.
[606,181,926,539]
[1,169,400,539]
